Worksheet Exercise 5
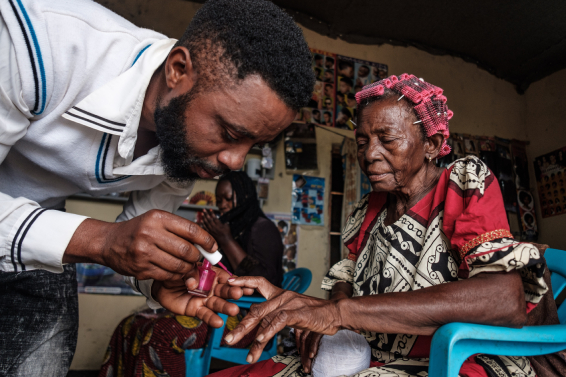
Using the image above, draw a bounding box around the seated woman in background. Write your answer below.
[212,75,548,377]
[99,171,283,377]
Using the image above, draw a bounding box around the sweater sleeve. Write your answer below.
[0,17,88,273]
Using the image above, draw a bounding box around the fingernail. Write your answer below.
[246,355,253,363]
[224,334,233,343]
[228,278,236,282]
[256,334,264,342]
[310,352,314,358]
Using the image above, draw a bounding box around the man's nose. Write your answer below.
[217,147,248,171]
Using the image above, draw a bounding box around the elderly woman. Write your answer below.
[211,74,548,377]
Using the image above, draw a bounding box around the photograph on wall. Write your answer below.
[266,213,299,272]
[284,123,318,172]
[76,264,140,295]
[534,146,566,218]
[291,175,325,226]
[335,55,388,130]
[297,49,336,127]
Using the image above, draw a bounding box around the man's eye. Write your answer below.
[224,131,238,142]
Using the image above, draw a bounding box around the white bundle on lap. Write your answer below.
[311,330,371,377]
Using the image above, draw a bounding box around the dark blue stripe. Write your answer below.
[17,209,48,271]
[7,0,39,114]
[10,208,42,272]
[132,44,152,67]
[15,0,46,115]
[95,133,130,184]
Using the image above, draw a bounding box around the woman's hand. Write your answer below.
[224,276,342,364]
[200,209,232,245]
[151,267,247,328]
[295,329,324,373]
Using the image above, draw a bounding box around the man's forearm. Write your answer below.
[63,218,113,264]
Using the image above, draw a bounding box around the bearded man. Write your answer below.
[0,0,314,375]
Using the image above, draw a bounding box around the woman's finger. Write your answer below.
[302,332,324,373]
[299,329,311,357]
[214,282,244,300]
[247,309,293,363]
[295,329,304,353]
[203,295,240,317]
[227,276,281,299]
[193,305,224,328]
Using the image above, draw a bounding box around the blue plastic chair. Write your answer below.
[429,248,566,377]
[185,268,313,377]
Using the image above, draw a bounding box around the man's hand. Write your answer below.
[64,209,216,281]
[152,267,246,327]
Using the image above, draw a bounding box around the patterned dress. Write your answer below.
[209,156,548,377]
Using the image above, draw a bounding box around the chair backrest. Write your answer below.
[282,268,313,294]
[545,248,566,324]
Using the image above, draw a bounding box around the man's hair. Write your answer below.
[177,0,314,110]
[340,77,353,87]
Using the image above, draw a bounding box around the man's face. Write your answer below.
[339,81,351,94]
[324,85,333,97]
[358,66,369,78]
[155,75,295,182]
[323,112,331,123]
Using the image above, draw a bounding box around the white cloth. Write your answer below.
[0,0,194,308]
[312,330,371,377]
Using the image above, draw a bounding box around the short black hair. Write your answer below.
[177,0,314,110]
[340,77,353,87]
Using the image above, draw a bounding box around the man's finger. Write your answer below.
[193,305,224,328]
[149,245,197,277]
[204,296,240,317]
[164,215,217,252]
[214,282,244,300]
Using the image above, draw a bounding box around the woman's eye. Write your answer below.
[381,138,397,144]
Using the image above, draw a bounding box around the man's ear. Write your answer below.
[164,46,197,92]
[426,134,444,160]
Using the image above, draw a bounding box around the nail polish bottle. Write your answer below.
[187,259,216,298]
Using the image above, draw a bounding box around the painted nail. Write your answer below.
[246,354,253,363]
[228,278,236,282]
[256,334,265,342]
[224,334,233,343]
[310,352,314,358]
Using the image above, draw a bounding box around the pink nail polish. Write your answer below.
[187,260,216,298]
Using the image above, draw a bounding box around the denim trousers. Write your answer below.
[0,264,79,376]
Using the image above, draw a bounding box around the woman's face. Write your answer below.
[216,180,236,215]
[356,98,429,193]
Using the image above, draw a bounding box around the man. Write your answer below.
[323,69,334,83]
[312,109,321,124]
[339,77,353,95]
[0,0,314,375]
[324,83,334,98]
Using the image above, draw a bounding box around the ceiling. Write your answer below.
[195,0,566,93]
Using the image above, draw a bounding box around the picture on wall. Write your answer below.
[266,213,299,272]
[76,264,140,295]
[291,175,325,226]
[534,146,566,218]
[297,49,336,127]
[335,55,388,130]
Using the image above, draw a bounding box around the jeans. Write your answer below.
[0,264,79,376]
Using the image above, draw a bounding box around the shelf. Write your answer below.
[69,193,218,210]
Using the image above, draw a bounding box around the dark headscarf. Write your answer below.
[218,171,265,239]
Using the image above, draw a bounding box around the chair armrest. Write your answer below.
[429,322,566,377]
[229,296,266,309]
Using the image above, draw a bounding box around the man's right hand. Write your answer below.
[64,209,216,281]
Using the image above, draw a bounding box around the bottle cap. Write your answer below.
[195,244,222,265]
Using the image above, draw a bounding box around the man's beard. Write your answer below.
[154,91,228,184]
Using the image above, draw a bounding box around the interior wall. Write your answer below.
[525,68,566,249]
[68,0,529,370]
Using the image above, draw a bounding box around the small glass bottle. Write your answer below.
[187,259,216,298]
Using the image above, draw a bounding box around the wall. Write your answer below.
[525,68,566,249]
[69,0,529,370]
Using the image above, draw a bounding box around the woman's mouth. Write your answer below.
[368,173,388,182]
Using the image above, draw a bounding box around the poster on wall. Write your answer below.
[335,55,388,130]
[534,146,566,218]
[291,175,325,226]
[76,264,140,295]
[284,123,319,172]
[265,213,299,272]
[296,49,336,127]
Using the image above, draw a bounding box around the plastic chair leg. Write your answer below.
[185,348,209,377]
